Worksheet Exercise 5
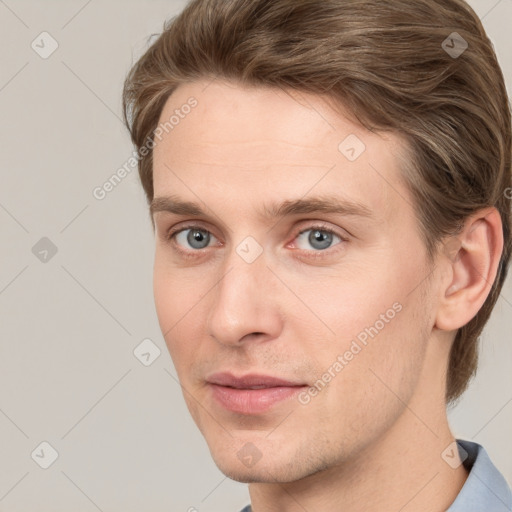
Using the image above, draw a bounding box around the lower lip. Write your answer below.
[208,384,307,414]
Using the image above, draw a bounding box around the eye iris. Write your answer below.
[187,229,210,249]
[309,229,332,250]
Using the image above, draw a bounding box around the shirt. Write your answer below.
[238,439,512,512]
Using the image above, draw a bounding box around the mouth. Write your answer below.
[206,372,309,414]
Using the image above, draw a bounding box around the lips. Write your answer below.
[206,372,308,414]
[206,372,305,389]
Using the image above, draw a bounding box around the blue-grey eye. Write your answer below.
[296,228,341,251]
[176,228,212,249]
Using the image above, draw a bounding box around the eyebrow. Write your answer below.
[150,194,374,221]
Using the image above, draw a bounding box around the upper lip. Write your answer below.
[206,372,306,389]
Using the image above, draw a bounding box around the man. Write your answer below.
[122,0,512,510]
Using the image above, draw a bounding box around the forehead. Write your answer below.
[152,79,411,223]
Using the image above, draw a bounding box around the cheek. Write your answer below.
[152,258,202,363]
[324,275,429,417]
[284,260,403,351]
[307,301,429,456]
[153,251,205,323]
[292,250,430,395]
[153,260,175,335]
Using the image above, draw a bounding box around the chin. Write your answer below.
[218,467,275,484]
[214,461,295,484]
[209,445,316,484]
[216,457,335,485]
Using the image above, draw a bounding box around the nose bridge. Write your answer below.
[207,239,280,345]
[220,232,270,301]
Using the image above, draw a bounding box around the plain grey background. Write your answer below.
[0,0,511,510]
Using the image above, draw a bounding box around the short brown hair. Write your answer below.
[122,0,512,404]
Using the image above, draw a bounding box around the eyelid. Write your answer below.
[293,221,349,240]
[165,220,217,239]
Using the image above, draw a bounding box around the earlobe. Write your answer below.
[435,207,503,332]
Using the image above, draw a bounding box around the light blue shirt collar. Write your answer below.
[447,439,512,511]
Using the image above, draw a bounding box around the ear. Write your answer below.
[435,207,504,331]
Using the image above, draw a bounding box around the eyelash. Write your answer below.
[165,223,348,260]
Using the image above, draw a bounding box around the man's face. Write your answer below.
[152,79,439,483]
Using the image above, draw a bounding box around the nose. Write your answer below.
[206,247,283,347]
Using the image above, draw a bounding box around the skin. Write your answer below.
[151,79,503,512]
